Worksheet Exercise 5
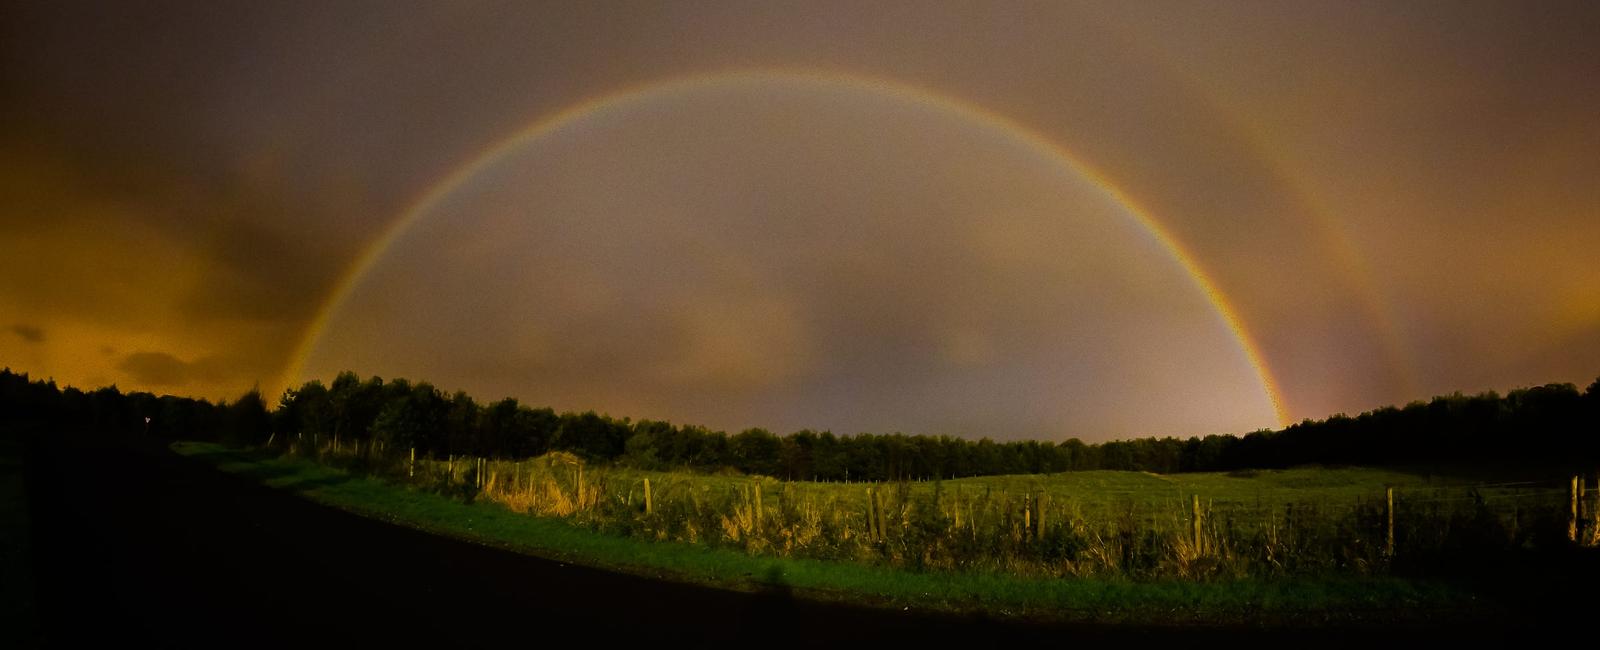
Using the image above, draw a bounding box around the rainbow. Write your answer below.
[283,69,1292,427]
[1087,25,1420,405]
[1234,135,1421,402]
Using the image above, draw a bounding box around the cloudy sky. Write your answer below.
[3,1,1596,441]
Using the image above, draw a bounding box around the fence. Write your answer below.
[274,433,1600,579]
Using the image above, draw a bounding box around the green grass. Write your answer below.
[468,458,1554,526]
[175,441,1478,625]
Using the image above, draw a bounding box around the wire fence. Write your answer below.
[272,434,1600,579]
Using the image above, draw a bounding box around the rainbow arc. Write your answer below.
[284,69,1291,428]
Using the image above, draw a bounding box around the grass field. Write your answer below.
[175,440,1582,624]
[278,439,1578,581]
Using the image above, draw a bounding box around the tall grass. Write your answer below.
[278,435,1586,582]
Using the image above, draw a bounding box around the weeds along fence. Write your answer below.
[275,434,1598,581]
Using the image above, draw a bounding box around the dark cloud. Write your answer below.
[116,352,194,387]
[116,351,237,388]
[9,324,43,343]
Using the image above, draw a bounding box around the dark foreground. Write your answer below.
[19,434,1577,647]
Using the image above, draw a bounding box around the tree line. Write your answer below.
[5,367,1598,479]
[1,367,270,446]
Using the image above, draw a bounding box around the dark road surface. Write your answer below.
[22,435,1556,647]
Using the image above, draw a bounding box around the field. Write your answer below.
[178,442,1483,623]
[249,438,1591,580]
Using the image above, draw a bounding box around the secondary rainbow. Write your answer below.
[1086,19,1420,404]
[283,69,1292,428]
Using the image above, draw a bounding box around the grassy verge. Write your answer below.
[175,441,1477,626]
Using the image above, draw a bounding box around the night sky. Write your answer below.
[3,1,1596,441]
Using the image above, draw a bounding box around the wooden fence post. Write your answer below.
[865,488,876,541]
[1191,494,1202,554]
[409,448,415,479]
[1571,476,1580,543]
[1592,472,1600,546]
[1574,473,1587,541]
[1036,493,1047,542]
[878,486,890,540]
[1579,477,1587,544]
[643,478,653,514]
[866,487,880,541]
[952,492,962,530]
[1023,495,1031,542]
[752,481,763,532]
[1385,487,1395,557]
